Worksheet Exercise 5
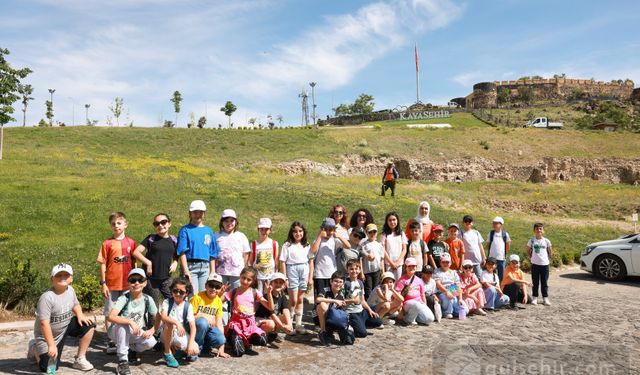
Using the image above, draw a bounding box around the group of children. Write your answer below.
[29,200,553,373]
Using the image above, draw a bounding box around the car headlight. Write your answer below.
[582,245,597,256]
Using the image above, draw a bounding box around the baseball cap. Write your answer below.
[221,209,237,219]
[207,273,223,283]
[321,217,336,229]
[461,259,473,267]
[381,271,396,282]
[189,200,207,212]
[486,257,497,264]
[440,253,452,262]
[433,224,444,232]
[462,215,474,223]
[509,254,520,262]
[404,257,417,267]
[351,227,366,239]
[270,272,287,282]
[128,268,146,278]
[51,263,73,277]
[448,223,460,230]
[366,223,378,233]
[492,216,504,224]
[422,265,434,274]
[258,217,272,229]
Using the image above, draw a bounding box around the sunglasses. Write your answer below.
[463,266,474,270]
[128,277,146,284]
[206,283,222,290]
[357,213,367,217]
[334,211,344,215]
[172,289,187,295]
[153,219,169,227]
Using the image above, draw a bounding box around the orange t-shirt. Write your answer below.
[384,168,395,182]
[446,237,465,270]
[97,237,137,291]
[405,220,434,243]
[501,265,524,290]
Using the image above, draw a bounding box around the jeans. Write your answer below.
[472,264,483,281]
[222,275,240,290]
[363,271,380,300]
[496,260,506,282]
[483,286,510,309]
[348,309,383,338]
[531,264,549,298]
[187,261,210,295]
[403,300,435,324]
[285,263,309,291]
[194,318,226,353]
[438,292,468,316]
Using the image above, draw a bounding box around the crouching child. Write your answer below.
[313,271,354,346]
[190,273,229,358]
[255,272,294,342]
[160,277,198,368]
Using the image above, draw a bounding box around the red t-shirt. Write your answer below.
[97,237,137,291]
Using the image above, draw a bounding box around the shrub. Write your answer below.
[560,252,573,265]
[0,255,45,312]
[550,251,562,268]
[373,124,382,131]
[479,140,490,150]
[520,256,531,272]
[75,274,102,311]
[38,119,48,127]
[573,250,582,264]
[357,139,368,147]
[360,148,374,161]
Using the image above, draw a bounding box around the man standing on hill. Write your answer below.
[381,162,399,197]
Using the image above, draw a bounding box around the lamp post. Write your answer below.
[48,89,55,126]
[85,104,90,125]
[309,82,317,128]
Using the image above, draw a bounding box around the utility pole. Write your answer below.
[85,104,90,125]
[48,88,55,126]
[309,82,317,128]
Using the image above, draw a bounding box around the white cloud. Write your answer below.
[452,71,481,87]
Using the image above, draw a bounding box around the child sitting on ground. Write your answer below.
[421,265,440,320]
[501,254,531,309]
[480,257,510,310]
[313,271,354,347]
[160,277,199,368]
[190,273,228,358]
[367,272,404,324]
[344,259,383,336]
[255,272,294,342]
[395,258,434,325]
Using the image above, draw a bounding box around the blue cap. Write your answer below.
[321,217,336,229]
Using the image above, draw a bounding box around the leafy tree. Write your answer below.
[333,104,351,117]
[350,93,375,115]
[109,97,123,126]
[170,91,182,127]
[248,117,256,128]
[497,87,511,105]
[45,100,53,126]
[220,101,237,128]
[518,86,534,104]
[163,120,174,128]
[197,116,206,128]
[276,114,283,126]
[17,84,33,127]
[1,48,32,158]
[576,102,632,130]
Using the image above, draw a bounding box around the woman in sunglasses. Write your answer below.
[458,259,487,316]
[329,205,350,240]
[348,208,374,236]
[133,213,178,308]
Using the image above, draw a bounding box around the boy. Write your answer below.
[251,217,279,293]
[427,224,448,268]
[526,223,553,306]
[406,221,430,274]
[312,271,353,347]
[310,218,350,296]
[256,272,294,342]
[460,215,485,279]
[421,265,440,318]
[107,268,161,375]
[487,216,511,282]
[336,227,365,276]
[29,263,95,373]
[190,273,228,358]
[361,223,384,300]
[97,212,137,354]
[445,224,465,270]
[501,255,531,309]
[344,259,383,336]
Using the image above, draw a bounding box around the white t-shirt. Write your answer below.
[279,242,312,265]
[434,268,460,293]
[215,231,251,277]
[461,229,484,265]
[382,232,407,263]
[252,239,279,280]
[487,231,511,261]
[162,299,195,325]
[481,270,499,286]
[344,279,364,314]
[528,236,552,266]
[361,239,384,274]
[423,277,437,296]
[367,285,386,306]
[313,237,341,279]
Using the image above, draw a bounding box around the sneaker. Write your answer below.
[128,350,140,365]
[72,357,94,371]
[274,333,285,343]
[317,331,331,347]
[531,297,538,305]
[477,308,487,316]
[445,314,454,319]
[106,342,117,355]
[189,356,198,362]
[164,353,179,368]
[376,324,384,329]
[295,326,308,335]
[174,350,187,361]
[116,360,131,375]
[337,328,355,345]
[543,297,551,306]
[27,339,36,360]
[410,321,418,326]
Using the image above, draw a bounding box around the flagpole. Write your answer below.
[415,43,420,103]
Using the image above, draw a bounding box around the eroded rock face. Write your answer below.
[278,156,640,184]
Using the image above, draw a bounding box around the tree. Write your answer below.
[497,87,511,105]
[170,91,182,127]
[17,84,33,127]
[220,101,237,128]
[109,97,123,126]
[0,48,32,159]
[45,100,53,126]
[518,86,534,105]
[276,114,283,126]
[197,116,206,128]
[333,103,351,117]
[350,93,375,115]
[248,117,256,128]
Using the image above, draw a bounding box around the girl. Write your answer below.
[394,258,434,325]
[255,272,293,341]
[329,205,350,239]
[222,267,274,357]
[215,209,251,289]
[250,217,279,293]
[160,277,198,368]
[481,257,510,310]
[458,259,487,316]
[434,253,467,319]
[348,208,374,235]
[278,221,313,335]
[133,213,178,307]
[381,211,407,280]
[367,271,403,323]
[405,201,434,243]
[176,200,219,295]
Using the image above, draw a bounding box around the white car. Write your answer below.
[580,234,640,280]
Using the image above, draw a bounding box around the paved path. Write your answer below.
[1,267,639,374]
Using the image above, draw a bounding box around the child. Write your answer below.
[29,263,96,373]
[160,277,199,368]
[501,254,531,309]
[481,257,510,310]
[445,223,465,271]
[336,227,365,276]
[395,258,434,325]
[190,273,228,358]
[133,213,178,307]
[526,223,553,306]
[420,265,440,319]
[215,209,251,290]
[223,267,273,357]
[428,224,449,268]
[458,259,487,316]
[250,217,279,293]
[313,271,354,347]
[344,259,383,336]
[381,211,407,280]
[176,200,219,294]
[107,268,160,375]
[255,272,294,341]
[460,215,485,279]
[434,253,467,319]
[310,218,350,297]
[279,221,313,335]
[406,221,430,274]
[97,212,137,354]
[487,216,511,282]
[366,272,403,323]
[361,223,385,300]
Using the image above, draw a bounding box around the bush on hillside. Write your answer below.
[0,255,45,312]
[75,274,102,311]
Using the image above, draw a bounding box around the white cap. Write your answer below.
[221,209,237,219]
[509,254,520,262]
[380,271,396,282]
[51,263,73,277]
[461,259,473,267]
[440,253,451,261]
[207,273,223,283]
[270,272,287,282]
[258,218,272,229]
[189,200,207,212]
[128,268,146,278]
[492,216,504,224]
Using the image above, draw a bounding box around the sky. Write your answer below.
[2,0,639,127]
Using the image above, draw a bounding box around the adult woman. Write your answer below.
[405,201,434,242]
[458,260,487,316]
[348,208,375,235]
[329,205,350,240]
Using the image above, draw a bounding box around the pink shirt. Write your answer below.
[224,288,257,316]
[394,274,425,303]
[458,272,480,292]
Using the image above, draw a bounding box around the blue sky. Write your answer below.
[2,0,639,127]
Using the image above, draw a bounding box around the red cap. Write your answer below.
[433,224,444,232]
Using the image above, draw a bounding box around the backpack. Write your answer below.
[488,230,509,251]
[405,239,426,260]
[167,296,191,334]
[228,288,260,317]
[118,292,154,330]
[147,234,178,248]
[251,240,277,265]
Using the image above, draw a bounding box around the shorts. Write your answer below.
[103,290,126,316]
[286,263,309,291]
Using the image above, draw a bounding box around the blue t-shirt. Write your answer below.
[176,224,219,261]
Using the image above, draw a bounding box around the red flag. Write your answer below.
[415,43,419,73]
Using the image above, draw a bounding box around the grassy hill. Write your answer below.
[1,114,639,310]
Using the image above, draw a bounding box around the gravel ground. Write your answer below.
[1,267,639,375]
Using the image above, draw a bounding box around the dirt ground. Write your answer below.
[1,266,638,375]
